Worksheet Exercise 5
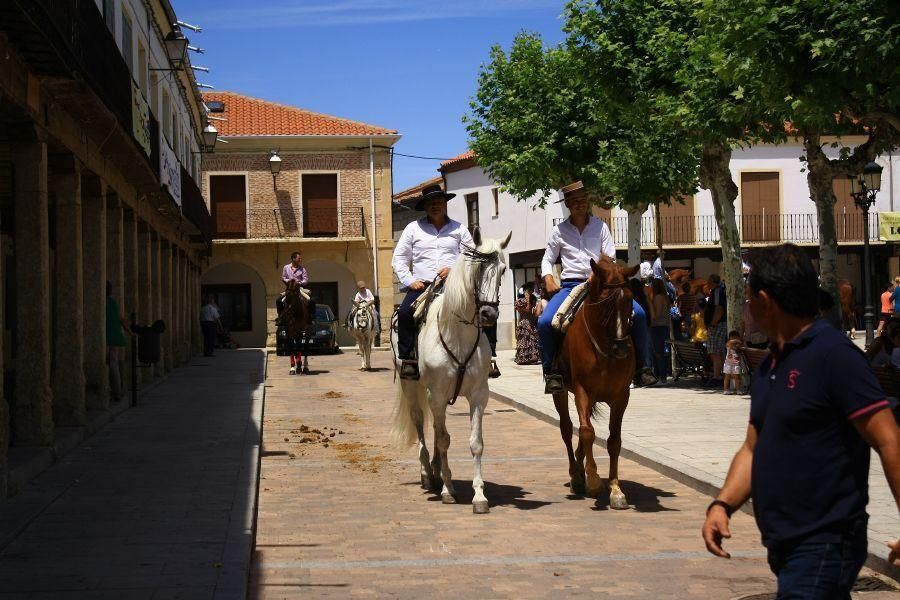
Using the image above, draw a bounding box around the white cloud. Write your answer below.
[203,0,559,29]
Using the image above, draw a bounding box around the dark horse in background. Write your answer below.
[837,279,858,339]
[280,286,314,374]
[552,257,640,509]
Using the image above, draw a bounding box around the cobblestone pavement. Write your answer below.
[488,348,899,578]
[254,349,786,599]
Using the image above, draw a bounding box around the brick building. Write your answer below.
[201,92,399,347]
[0,0,213,497]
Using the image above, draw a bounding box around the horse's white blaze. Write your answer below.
[391,236,509,512]
[615,301,624,339]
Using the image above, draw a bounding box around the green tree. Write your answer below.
[700,0,900,322]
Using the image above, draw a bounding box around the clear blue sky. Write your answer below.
[172,0,565,193]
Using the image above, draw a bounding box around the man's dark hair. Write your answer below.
[291,251,301,260]
[818,288,835,311]
[708,273,721,285]
[748,244,819,318]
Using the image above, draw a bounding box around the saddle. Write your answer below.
[551,282,589,333]
[411,279,444,325]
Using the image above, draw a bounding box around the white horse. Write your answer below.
[349,300,376,370]
[391,228,510,514]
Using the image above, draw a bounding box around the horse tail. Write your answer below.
[391,381,428,447]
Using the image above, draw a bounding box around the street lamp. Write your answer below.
[269,150,282,189]
[848,160,884,349]
[164,26,189,69]
[201,123,218,153]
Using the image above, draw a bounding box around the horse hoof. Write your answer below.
[441,493,456,504]
[302,367,310,374]
[571,480,586,496]
[420,474,432,490]
[472,501,490,514]
[289,367,296,375]
[586,484,602,499]
[610,495,629,510]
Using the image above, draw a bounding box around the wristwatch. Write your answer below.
[706,499,733,518]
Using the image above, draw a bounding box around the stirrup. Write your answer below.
[399,360,420,380]
[544,373,564,394]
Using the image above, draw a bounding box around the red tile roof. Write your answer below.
[393,176,443,204]
[440,150,474,167]
[202,91,397,137]
[440,150,477,174]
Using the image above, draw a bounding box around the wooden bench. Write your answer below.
[739,346,769,377]
[667,340,711,382]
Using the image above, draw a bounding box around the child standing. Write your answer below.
[723,330,744,395]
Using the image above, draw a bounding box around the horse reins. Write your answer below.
[580,280,631,361]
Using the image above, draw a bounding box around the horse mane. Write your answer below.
[438,239,504,327]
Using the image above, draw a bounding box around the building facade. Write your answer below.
[0,0,214,497]
[201,92,399,348]
[440,142,900,349]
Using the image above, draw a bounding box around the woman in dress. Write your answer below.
[514,285,541,365]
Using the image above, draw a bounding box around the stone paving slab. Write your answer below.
[488,348,899,580]
[0,350,265,600]
[252,350,835,599]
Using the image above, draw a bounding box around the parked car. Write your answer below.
[276,304,339,356]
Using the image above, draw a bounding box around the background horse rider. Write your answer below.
[277,251,308,314]
[391,184,474,380]
[346,280,381,334]
[537,182,657,393]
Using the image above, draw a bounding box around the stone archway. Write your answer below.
[304,259,359,347]
[201,261,268,348]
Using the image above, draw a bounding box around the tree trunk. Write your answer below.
[627,202,647,266]
[804,136,843,330]
[700,140,742,333]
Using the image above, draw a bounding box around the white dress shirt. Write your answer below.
[392,218,475,289]
[541,215,615,281]
[200,304,220,322]
[354,289,374,303]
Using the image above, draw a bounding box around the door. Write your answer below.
[302,174,338,237]
[740,172,780,242]
[210,175,247,238]
[657,195,695,244]
[833,177,864,241]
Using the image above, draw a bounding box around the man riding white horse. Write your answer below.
[392,184,474,380]
[346,280,380,333]
[537,182,657,394]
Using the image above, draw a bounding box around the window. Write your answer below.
[103,0,115,34]
[492,188,499,217]
[201,284,252,332]
[302,173,339,237]
[149,73,159,116]
[137,40,148,92]
[656,195,695,244]
[210,174,247,238]
[162,89,172,143]
[121,10,133,74]
[184,134,190,165]
[465,192,479,233]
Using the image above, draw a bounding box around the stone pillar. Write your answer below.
[11,127,54,445]
[49,159,86,427]
[191,262,201,355]
[82,175,108,411]
[172,247,183,364]
[160,239,173,372]
[137,223,153,381]
[150,231,163,377]
[181,251,191,360]
[0,189,6,496]
[122,208,141,387]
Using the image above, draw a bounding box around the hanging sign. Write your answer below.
[131,81,151,156]
[159,130,182,207]
[878,212,900,241]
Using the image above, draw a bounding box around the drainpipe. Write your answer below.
[369,138,378,298]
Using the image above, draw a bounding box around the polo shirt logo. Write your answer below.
[787,369,801,389]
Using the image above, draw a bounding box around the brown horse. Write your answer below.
[668,268,712,297]
[281,285,313,374]
[552,257,639,509]
[837,279,857,338]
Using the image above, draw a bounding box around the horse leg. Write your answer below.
[607,398,630,510]
[553,390,583,495]
[301,336,310,374]
[409,385,434,490]
[574,386,601,498]
[289,350,297,375]
[468,384,490,514]
[431,402,455,503]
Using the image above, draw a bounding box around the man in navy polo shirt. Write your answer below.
[701,244,899,598]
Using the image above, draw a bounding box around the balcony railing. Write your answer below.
[551,212,880,246]
[180,165,213,244]
[212,207,366,240]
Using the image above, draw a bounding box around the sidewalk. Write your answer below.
[489,349,899,579]
[0,349,265,600]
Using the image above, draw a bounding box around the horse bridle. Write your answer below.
[438,251,502,405]
[580,279,631,360]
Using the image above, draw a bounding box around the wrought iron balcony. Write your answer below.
[551,212,880,247]
[212,206,366,241]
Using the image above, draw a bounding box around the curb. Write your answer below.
[489,389,900,582]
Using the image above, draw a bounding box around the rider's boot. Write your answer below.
[399,359,420,380]
[489,360,501,379]
[636,367,658,387]
[544,372,564,394]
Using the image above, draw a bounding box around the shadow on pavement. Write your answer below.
[591,479,679,513]
[425,479,555,511]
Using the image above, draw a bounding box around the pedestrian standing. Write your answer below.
[106,281,134,402]
[514,286,540,365]
[200,294,222,357]
[722,331,744,395]
[878,280,895,336]
[705,273,727,383]
[891,277,900,317]
[648,278,671,382]
[701,244,900,597]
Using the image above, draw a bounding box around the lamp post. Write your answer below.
[269,150,282,189]
[201,123,218,153]
[164,26,189,69]
[848,160,884,349]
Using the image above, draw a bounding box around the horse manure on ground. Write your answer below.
[323,390,344,399]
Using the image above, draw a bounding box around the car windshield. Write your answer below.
[314,305,335,322]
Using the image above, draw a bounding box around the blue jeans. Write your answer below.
[767,524,867,599]
[650,325,670,378]
[538,281,650,374]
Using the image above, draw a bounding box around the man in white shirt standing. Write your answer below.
[392,184,474,380]
[652,250,676,300]
[200,294,223,358]
[537,183,655,393]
